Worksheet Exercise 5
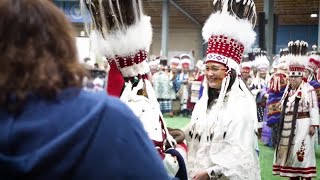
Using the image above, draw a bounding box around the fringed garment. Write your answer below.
[185,80,260,180]
[273,82,319,178]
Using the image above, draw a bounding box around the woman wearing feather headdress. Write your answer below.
[184,0,260,179]
[81,0,187,179]
[273,41,319,179]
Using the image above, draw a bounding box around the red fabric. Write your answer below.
[187,97,195,111]
[182,63,190,68]
[206,35,244,65]
[153,140,165,159]
[289,65,305,72]
[269,73,288,92]
[106,61,125,97]
[115,50,147,69]
[302,77,308,82]
[176,143,188,153]
[152,117,167,159]
[273,165,316,171]
[241,67,251,73]
[196,74,204,82]
[308,58,320,72]
[273,165,317,175]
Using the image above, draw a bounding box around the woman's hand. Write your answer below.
[192,170,210,180]
[309,126,316,136]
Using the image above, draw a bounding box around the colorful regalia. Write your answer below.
[273,40,319,178]
[82,1,185,178]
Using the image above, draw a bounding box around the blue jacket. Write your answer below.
[0,88,171,180]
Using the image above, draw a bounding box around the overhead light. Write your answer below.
[311,13,318,18]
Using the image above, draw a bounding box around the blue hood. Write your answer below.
[0,89,171,180]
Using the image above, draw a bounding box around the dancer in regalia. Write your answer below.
[82,1,187,178]
[273,40,319,179]
[184,0,260,179]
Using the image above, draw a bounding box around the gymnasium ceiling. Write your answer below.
[142,0,320,28]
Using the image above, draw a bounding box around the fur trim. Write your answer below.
[180,58,191,66]
[170,57,180,66]
[241,61,253,68]
[302,55,317,72]
[119,60,150,77]
[180,53,191,60]
[149,59,160,69]
[287,54,305,67]
[90,15,153,57]
[287,54,306,76]
[254,56,270,69]
[202,12,256,52]
[309,54,320,63]
[276,55,289,69]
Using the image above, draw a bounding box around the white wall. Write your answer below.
[149,28,204,67]
[72,25,205,67]
[76,37,90,63]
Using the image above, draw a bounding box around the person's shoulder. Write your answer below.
[304,82,315,91]
[61,89,131,117]
[78,89,143,134]
[79,90,132,114]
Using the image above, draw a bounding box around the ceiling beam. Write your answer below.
[168,0,202,27]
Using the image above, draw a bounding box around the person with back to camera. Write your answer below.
[0,0,172,179]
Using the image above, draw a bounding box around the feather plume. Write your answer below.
[82,0,142,37]
[279,48,289,57]
[312,44,317,51]
[212,0,256,25]
[81,0,152,57]
[288,40,308,56]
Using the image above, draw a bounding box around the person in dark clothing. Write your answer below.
[0,0,171,179]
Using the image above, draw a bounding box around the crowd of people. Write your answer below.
[0,0,319,180]
[149,54,204,117]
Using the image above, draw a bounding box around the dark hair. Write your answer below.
[84,0,142,36]
[207,68,237,108]
[0,0,87,113]
[84,57,91,62]
[307,69,317,81]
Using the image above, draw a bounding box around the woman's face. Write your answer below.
[258,68,267,79]
[241,71,250,80]
[304,69,311,79]
[289,76,302,89]
[205,62,227,89]
[171,65,178,73]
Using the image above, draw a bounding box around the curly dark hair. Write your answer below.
[0,0,87,113]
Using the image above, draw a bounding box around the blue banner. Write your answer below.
[53,1,91,23]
